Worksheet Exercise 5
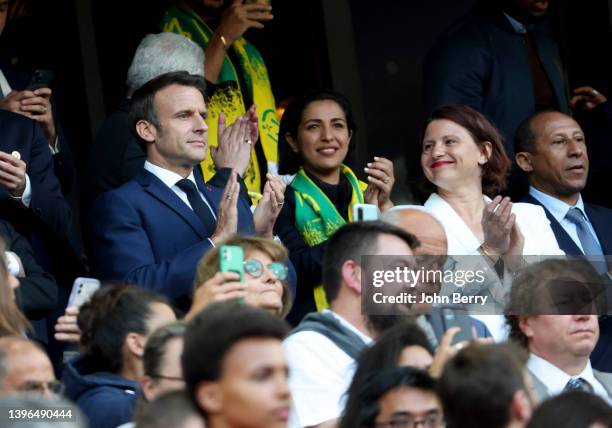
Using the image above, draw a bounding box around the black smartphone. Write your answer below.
[25,69,54,91]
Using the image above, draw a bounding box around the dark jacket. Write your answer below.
[89,168,255,308]
[0,219,58,319]
[62,356,139,428]
[519,192,612,372]
[423,6,569,155]
[82,98,146,219]
[1,64,76,194]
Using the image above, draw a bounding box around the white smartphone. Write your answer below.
[352,203,380,222]
[67,277,101,309]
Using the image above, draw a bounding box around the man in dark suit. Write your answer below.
[0,109,76,258]
[82,33,205,217]
[514,109,612,372]
[89,71,284,308]
[423,0,605,158]
[0,1,74,194]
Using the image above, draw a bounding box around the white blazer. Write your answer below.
[423,193,565,341]
[424,193,565,256]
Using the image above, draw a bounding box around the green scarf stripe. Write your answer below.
[292,166,366,247]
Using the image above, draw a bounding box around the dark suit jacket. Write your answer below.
[520,192,612,373]
[1,65,76,194]
[89,168,256,306]
[82,98,146,218]
[0,220,58,320]
[0,110,75,249]
[423,6,569,155]
[519,193,612,256]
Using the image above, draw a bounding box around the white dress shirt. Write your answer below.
[528,353,610,402]
[529,186,603,255]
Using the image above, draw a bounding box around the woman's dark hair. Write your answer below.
[526,391,612,428]
[420,104,511,197]
[342,321,434,428]
[78,284,172,374]
[143,322,186,379]
[340,367,438,428]
[278,89,357,175]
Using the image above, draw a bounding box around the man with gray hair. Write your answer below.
[82,33,206,216]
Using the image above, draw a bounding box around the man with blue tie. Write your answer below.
[514,109,612,371]
[89,71,285,309]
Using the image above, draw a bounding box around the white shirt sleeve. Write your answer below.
[10,173,32,208]
[284,332,355,428]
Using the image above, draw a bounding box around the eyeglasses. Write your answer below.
[16,380,65,395]
[244,259,288,281]
[375,414,444,428]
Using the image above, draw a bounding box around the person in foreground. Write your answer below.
[182,302,291,428]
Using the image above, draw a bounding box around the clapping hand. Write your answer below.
[212,105,258,177]
[364,156,395,212]
[211,170,240,245]
[253,173,286,238]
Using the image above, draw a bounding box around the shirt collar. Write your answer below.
[504,13,528,34]
[144,161,197,190]
[529,186,586,223]
[0,68,12,98]
[528,353,595,395]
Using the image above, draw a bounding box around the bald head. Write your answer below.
[0,337,56,398]
[383,208,448,256]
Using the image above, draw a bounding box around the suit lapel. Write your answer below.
[584,204,612,255]
[521,194,582,255]
[137,170,210,239]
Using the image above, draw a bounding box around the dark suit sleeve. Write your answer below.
[422,32,491,114]
[90,191,214,301]
[27,119,74,240]
[273,190,325,288]
[50,101,76,195]
[1,221,58,319]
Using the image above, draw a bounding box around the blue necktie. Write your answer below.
[564,377,593,393]
[175,179,213,226]
[565,207,607,274]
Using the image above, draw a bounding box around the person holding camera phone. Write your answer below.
[274,90,395,322]
[162,0,279,200]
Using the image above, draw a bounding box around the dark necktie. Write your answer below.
[175,179,213,226]
[564,377,593,393]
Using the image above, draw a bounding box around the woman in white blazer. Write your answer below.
[419,105,564,339]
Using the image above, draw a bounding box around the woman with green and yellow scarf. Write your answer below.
[273,90,396,323]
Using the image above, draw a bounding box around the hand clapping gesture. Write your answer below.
[364,156,395,212]
[253,173,286,238]
[212,105,258,177]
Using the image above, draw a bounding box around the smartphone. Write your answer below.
[441,309,474,345]
[352,203,379,222]
[67,277,101,309]
[25,69,54,91]
[219,245,244,283]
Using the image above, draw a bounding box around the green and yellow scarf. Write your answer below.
[162,6,279,199]
[291,165,367,310]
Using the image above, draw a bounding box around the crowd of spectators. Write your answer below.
[1,0,612,427]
